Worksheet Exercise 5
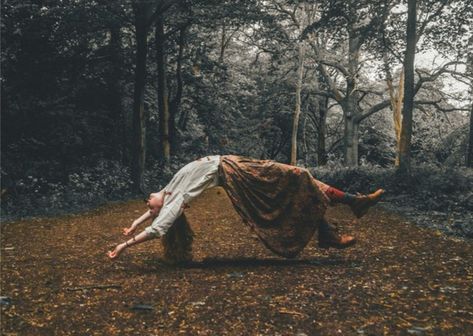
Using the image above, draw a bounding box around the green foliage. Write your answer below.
[2,0,135,186]
[1,0,471,218]
[435,124,470,166]
[1,160,132,219]
[359,121,396,167]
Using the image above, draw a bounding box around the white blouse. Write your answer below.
[145,155,221,237]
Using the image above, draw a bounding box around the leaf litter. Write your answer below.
[1,187,472,335]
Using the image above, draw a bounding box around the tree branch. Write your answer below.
[414,61,467,94]
[274,1,300,28]
[357,88,386,97]
[327,136,344,153]
[414,100,470,112]
[146,0,182,29]
[317,64,344,102]
[315,59,349,77]
[358,100,391,122]
[308,89,336,100]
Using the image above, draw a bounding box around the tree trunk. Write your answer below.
[170,25,186,149]
[302,110,308,163]
[109,25,126,165]
[467,102,473,167]
[317,96,328,166]
[344,116,359,166]
[344,30,361,167]
[393,71,404,166]
[384,55,405,166]
[219,21,226,63]
[131,7,148,193]
[398,0,417,176]
[466,49,473,167]
[290,43,304,165]
[312,66,328,166]
[156,17,171,162]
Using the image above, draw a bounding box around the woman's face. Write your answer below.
[147,193,164,217]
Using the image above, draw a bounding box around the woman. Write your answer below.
[108,155,384,260]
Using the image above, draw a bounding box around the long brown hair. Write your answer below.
[161,213,194,264]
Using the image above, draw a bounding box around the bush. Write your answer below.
[1,155,214,220]
[1,160,133,219]
[311,163,473,213]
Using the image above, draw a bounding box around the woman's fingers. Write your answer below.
[123,227,133,236]
[108,244,124,259]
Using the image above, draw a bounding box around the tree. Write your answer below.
[467,48,473,167]
[1,0,134,181]
[291,42,305,165]
[130,0,153,192]
[302,0,393,166]
[106,9,127,164]
[2,0,471,206]
[252,1,312,165]
[156,2,190,162]
[248,1,330,165]
[385,66,404,166]
[382,1,431,168]
[155,15,171,162]
[306,66,331,165]
[130,0,178,191]
[468,102,473,168]
[397,0,417,175]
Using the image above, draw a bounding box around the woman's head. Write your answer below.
[147,192,164,217]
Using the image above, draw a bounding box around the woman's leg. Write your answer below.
[318,218,356,249]
[313,178,385,218]
[312,179,357,204]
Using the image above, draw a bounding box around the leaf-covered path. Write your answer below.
[1,187,473,335]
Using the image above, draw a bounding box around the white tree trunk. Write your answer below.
[291,43,305,165]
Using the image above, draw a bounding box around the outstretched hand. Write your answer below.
[123,226,136,236]
[107,243,126,260]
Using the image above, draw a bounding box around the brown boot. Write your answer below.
[350,189,385,218]
[319,231,356,249]
[318,219,356,249]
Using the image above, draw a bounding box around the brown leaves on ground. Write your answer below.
[1,187,472,335]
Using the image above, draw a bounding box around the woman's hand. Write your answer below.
[107,243,127,259]
[123,226,137,236]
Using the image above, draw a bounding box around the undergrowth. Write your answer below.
[2,160,472,238]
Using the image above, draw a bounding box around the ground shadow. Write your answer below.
[128,256,358,273]
[184,257,355,269]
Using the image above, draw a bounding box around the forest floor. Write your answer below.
[1,187,473,336]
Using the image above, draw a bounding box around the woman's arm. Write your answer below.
[123,210,153,236]
[109,192,167,259]
[107,229,154,259]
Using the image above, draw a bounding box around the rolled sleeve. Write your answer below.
[144,225,162,238]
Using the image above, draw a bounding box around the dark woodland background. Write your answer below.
[1,0,472,235]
